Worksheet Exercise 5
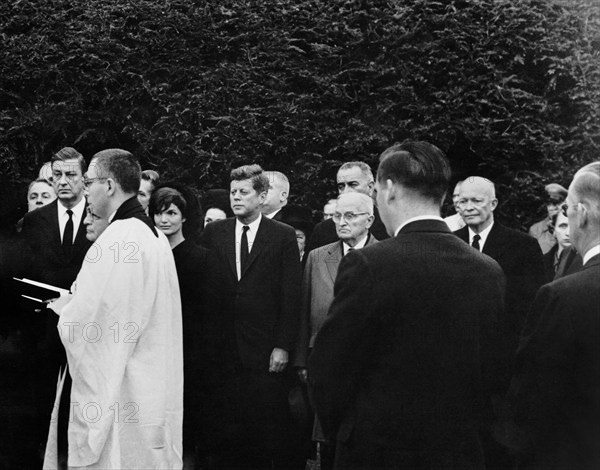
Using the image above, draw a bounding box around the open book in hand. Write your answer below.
[13,277,70,303]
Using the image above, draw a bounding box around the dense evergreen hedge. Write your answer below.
[1,0,598,229]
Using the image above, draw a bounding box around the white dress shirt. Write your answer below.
[235,213,262,280]
[264,209,281,219]
[583,244,600,265]
[342,233,369,256]
[394,215,445,237]
[468,221,494,252]
[57,197,86,244]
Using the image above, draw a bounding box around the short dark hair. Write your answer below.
[148,187,188,220]
[377,140,451,204]
[51,147,87,174]
[230,164,269,194]
[92,149,141,195]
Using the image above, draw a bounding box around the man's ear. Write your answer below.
[577,203,588,228]
[106,178,117,196]
[259,191,267,205]
[367,180,375,196]
[385,179,396,203]
[490,198,498,211]
[280,191,288,202]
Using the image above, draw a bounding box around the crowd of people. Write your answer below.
[0,143,598,470]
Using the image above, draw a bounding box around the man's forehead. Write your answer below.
[336,200,363,212]
[52,159,81,172]
[29,182,52,194]
[231,179,254,189]
[337,166,366,182]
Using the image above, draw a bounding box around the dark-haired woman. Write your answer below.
[149,187,210,468]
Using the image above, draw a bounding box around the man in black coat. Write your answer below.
[305,162,389,253]
[454,177,545,385]
[505,162,600,469]
[453,176,545,469]
[201,164,302,469]
[20,147,91,459]
[309,141,506,470]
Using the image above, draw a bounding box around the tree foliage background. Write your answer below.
[1,0,598,230]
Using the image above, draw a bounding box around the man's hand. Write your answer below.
[46,292,73,315]
[269,348,288,373]
[297,367,308,384]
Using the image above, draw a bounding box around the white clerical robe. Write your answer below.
[45,217,183,469]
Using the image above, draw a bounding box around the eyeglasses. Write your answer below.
[332,212,369,222]
[83,177,107,188]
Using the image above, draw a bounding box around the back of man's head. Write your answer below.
[92,149,141,195]
[377,141,451,205]
[571,162,600,224]
[230,164,269,194]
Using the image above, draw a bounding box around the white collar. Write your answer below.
[58,196,86,218]
[236,212,262,232]
[583,244,600,265]
[343,232,369,255]
[394,215,445,237]
[264,209,281,219]
[468,221,494,250]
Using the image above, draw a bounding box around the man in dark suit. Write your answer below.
[305,162,389,253]
[309,141,505,470]
[453,177,545,469]
[454,177,545,385]
[20,147,91,461]
[201,164,302,469]
[505,161,600,469]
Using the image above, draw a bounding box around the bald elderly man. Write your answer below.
[454,176,545,468]
[261,171,290,221]
[455,177,545,378]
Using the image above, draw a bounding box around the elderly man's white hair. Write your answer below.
[337,192,374,215]
[460,176,496,200]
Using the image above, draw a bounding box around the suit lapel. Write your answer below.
[222,219,238,280]
[47,201,63,261]
[325,242,343,283]
[71,202,89,256]
[241,217,269,279]
[481,223,507,259]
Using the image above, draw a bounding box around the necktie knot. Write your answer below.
[472,234,481,251]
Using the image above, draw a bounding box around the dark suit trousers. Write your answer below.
[207,367,294,469]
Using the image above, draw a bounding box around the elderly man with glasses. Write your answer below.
[294,192,378,469]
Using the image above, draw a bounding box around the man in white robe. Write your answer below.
[47,149,183,469]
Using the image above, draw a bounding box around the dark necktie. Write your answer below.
[472,234,481,251]
[346,247,354,256]
[554,248,565,274]
[63,209,74,256]
[240,225,250,275]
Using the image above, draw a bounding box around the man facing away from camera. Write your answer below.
[309,141,505,470]
[46,149,183,469]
